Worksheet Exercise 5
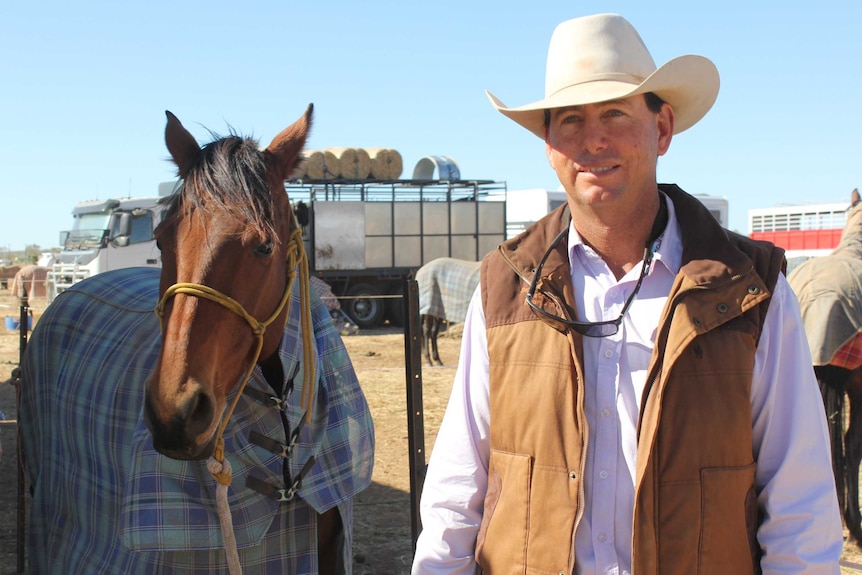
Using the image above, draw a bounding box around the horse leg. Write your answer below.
[317,507,344,575]
[844,369,862,545]
[430,317,443,367]
[421,315,433,366]
[815,365,848,520]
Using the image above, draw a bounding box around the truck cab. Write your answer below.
[47,195,167,300]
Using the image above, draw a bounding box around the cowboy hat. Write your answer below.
[487,13,719,138]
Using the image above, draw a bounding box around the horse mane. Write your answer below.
[160,134,280,240]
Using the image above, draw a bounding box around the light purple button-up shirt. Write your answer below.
[412,195,843,575]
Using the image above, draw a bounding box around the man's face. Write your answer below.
[544,95,673,212]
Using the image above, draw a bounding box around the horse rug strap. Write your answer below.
[246,457,317,503]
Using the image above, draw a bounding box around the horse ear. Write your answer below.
[265,104,314,181]
[853,188,860,206]
[165,111,200,178]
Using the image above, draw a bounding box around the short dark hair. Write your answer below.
[543,92,667,128]
[643,92,666,114]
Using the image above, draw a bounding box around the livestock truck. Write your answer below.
[286,178,507,328]
[46,178,508,329]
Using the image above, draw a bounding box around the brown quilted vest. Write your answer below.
[476,184,785,575]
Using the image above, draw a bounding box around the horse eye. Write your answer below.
[255,241,274,257]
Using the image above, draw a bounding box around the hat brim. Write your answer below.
[487,55,719,138]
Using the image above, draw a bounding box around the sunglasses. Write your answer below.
[525,199,667,337]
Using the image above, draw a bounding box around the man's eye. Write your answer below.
[561,115,581,124]
[605,109,624,118]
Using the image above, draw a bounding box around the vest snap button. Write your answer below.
[748,285,760,295]
[717,303,728,313]
[692,318,702,327]
[569,471,577,480]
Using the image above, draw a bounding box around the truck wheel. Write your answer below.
[345,283,386,329]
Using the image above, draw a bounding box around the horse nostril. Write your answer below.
[182,390,215,437]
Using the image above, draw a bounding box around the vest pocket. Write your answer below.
[476,450,532,575]
[699,464,759,575]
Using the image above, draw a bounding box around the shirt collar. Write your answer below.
[566,190,683,276]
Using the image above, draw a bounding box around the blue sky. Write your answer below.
[2,1,860,252]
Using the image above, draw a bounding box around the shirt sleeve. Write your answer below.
[411,285,490,575]
[751,274,844,574]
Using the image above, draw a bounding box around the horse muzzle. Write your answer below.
[143,386,219,461]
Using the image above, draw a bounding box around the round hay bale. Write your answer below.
[290,154,308,180]
[303,149,340,180]
[327,147,370,180]
[366,148,403,180]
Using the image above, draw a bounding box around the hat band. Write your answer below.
[548,72,647,98]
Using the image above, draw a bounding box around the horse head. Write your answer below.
[144,105,312,460]
[834,188,862,254]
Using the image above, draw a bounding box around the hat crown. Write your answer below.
[546,14,657,98]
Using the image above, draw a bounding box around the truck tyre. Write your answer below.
[345,283,386,329]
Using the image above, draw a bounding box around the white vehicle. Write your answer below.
[504,188,568,238]
[693,193,729,228]
[46,183,176,300]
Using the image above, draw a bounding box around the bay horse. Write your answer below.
[787,187,862,545]
[415,257,481,366]
[18,106,375,574]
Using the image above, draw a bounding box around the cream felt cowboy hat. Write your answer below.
[487,13,719,138]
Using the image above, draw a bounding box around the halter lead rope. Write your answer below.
[154,226,316,575]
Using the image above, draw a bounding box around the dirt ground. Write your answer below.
[1,290,862,574]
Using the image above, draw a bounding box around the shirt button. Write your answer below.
[599,470,608,479]
[601,408,610,417]
[604,349,613,359]
[598,533,607,543]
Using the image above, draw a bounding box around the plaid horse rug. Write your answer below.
[416,257,481,324]
[19,267,374,574]
[789,197,862,368]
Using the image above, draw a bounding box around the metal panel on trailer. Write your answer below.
[366,236,393,268]
[314,201,366,270]
[451,238,478,261]
[450,202,477,235]
[365,202,393,235]
[422,203,450,235]
[479,202,506,234]
[422,236,450,263]
[395,236,422,267]
[394,203,421,235]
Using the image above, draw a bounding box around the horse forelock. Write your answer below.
[161,135,282,241]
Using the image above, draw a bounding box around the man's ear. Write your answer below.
[657,103,674,157]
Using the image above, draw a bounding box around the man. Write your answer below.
[411,13,843,575]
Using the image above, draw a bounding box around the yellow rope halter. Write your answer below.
[154,226,316,472]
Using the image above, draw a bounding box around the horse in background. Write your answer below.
[310,275,358,336]
[788,187,862,545]
[19,106,374,574]
[10,264,49,299]
[416,257,481,366]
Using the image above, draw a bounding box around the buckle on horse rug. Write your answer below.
[246,456,316,503]
[243,386,285,411]
[248,418,305,459]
